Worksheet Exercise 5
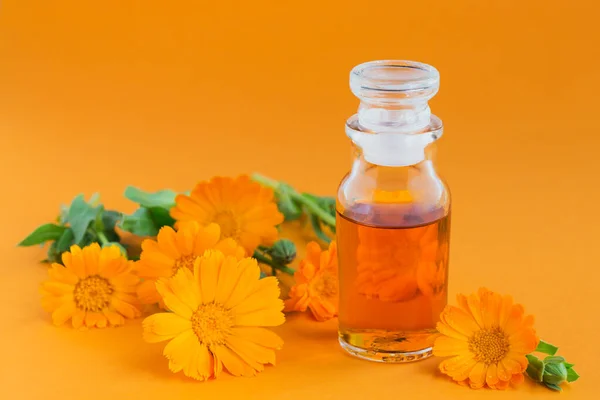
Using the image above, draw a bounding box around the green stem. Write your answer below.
[252,250,295,275]
[251,173,336,227]
[96,231,109,246]
[297,193,336,227]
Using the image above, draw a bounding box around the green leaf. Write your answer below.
[68,194,101,244]
[563,362,574,369]
[119,208,159,236]
[544,383,562,391]
[18,223,66,246]
[102,210,121,231]
[124,186,178,208]
[55,228,75,254]
[526,354,545,382]
[544,356,566,364]
[103,242,128,257]
[566,367,580,383]
[536,340,559,355]
[147,206,176,228]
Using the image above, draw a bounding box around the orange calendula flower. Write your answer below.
[143,250,285,380]
[433,288,538,389]
[284,241,338,321]
[40,244,140,328]
[170,175,284,255]
[135,222,244,306]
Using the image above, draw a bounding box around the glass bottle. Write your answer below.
[336,60,451,362]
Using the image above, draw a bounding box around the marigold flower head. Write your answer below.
[143,249,285,381]
[170,175,284,255]
[284,241,338,321]
[135,222,244,307]
[433,288,538,389]
[40,243,141,328]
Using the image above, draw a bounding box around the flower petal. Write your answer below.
[486,363,499,386]
[163,330,199,374]
[235,307,285,327]
[156,226,181,259]
[225,336,269,371]
[511,372,524,385]
[52,301,76,325]
[232,277,281,315]
[137,279,162,305]
[497,359,511,381]
[230,327,284,350]
[214,256,241,305]
[223,258,261,309]
[441,306,479,337]
[72,310,86,329]
[191,223,221,255]
[468,362,487,389]
[436,319,469,341]
[194,343,214,381]
[48,264,78,285]
[197,250,224,304]
[111,297,140,319]
[82,243,101,275]
[143,312,193,343]
[155,278,194,319]
[211,344,256,377]
[103,310,125,326]
[167,268,201,310]
[84,312,104,328]
[432,336,469,357]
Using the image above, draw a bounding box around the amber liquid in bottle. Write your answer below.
[337,202,450,362]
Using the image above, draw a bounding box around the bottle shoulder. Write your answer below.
[337,161,450,224]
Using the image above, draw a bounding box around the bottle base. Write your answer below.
[338,329,434,363]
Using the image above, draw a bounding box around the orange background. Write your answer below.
[1,0,599,398]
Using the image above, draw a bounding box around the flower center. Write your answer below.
[191,302,234,346]
[213,211,239,239]
[314,273,338,298]
[73,275,113,312]
[172,255,197,275]
[468,327,510,365]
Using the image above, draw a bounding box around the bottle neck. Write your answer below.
[346,114,443,168]
[357,100,432,133]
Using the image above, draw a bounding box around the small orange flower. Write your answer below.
[40,244,140,328]
[433,288,538,389]
[284,241,338,321]
[170,175,284,255]
[135,222,245,307]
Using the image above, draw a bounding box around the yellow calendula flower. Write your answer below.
[143,249,285,380]
[170,175,284,255]
[135,222,244,306]
[433,288,538,389]
[40,244,140,328]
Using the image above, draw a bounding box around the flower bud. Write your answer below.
[543,359,568,386]
[269,239,297,265]
[526,353,580,391]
